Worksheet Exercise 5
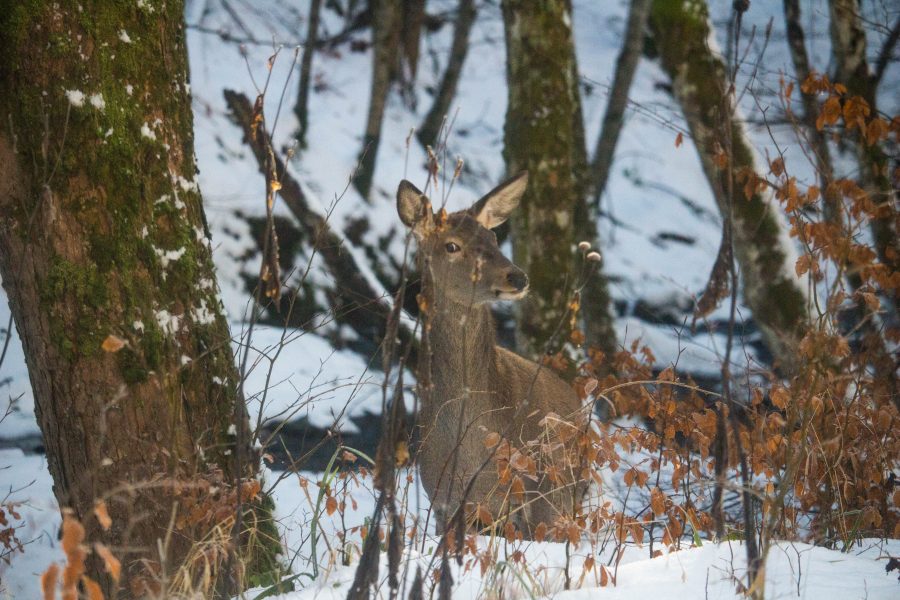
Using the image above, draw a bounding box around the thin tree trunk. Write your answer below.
[399,0,426,109]
[355,0,401,199]
[0,3,280,597]
[590,0,651,208]
[828,0,899,316]
[648,0,809,371]
[295,0,324,148]
[783,0,896,391]
[418,0,477,149]
[783,0,837,216]
[502,0,617,361]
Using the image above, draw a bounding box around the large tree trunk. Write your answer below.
[0,2,279,597]
[648,0,809,370]
[502,0,617,360]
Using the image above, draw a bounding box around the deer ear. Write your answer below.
[471,171,527,229]
[397,180,434,235]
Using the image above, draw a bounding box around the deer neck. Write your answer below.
[421,290,498,409]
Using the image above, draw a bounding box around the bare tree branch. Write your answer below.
[225,90,419,367]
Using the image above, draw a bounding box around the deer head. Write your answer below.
[397,172,530,305]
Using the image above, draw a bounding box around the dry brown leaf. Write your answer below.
[325,495,338,516]
[94,543,121,582]
[93,501,112,531]
[81,576,104,600]
[482,432,501,448]
[41,563,59,600]
[101,335,126,353]
[650,487,666,516]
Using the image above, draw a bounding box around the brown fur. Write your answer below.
[397,174,585,537]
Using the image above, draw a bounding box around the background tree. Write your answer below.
[589,0,651,207]
[418,0,477,149]
[0,2,279,596]
[355,0,401,198]
[828,0,899,317]
[294,0,324,148]
[501,0,617,360]
[648,0,809,370]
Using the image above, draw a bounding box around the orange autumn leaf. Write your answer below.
[650,487,666,516]
[94,501,112,531]
[534,522,547,542]
[674,132,683,147]
[41,563,59,600]
[771,387,790,410]
[94,543,121,582]
[816,95,841,129]
[325,495,338,516]
[81,576,104,600]
[483,432,501,448]
[101,335,126,353]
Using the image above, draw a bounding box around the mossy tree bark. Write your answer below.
[649,0,809,370]
[0,2,280,597]
[502,0,617,361]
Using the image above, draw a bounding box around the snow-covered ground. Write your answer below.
[2,449,898,600]
[1,0,898,597]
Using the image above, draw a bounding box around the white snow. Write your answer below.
[154,308,181,337]
[140,122,156,140]
[118,29,132,44]
[88,92,105,110]
[154,245,187,269]
[64,89,85,107]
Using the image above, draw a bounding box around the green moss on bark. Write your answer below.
[0,1,282,594]
[502,0,609,359]
[648,0,808,366]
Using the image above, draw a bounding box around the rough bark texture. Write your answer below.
[0,2,279,596]
[649,0,809,370]
[502,0,617,360]
[355,0,401,199]
[417,0,477,149]
[590,0,650,207]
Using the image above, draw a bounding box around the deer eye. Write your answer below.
[445,242,461,253]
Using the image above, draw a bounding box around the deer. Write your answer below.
[396,172,586,538]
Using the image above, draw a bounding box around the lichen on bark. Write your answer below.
[502,0,617,362]
[649,0,809,368]
[0,1,281,596]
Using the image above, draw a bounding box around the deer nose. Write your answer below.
[507,270,528,291]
